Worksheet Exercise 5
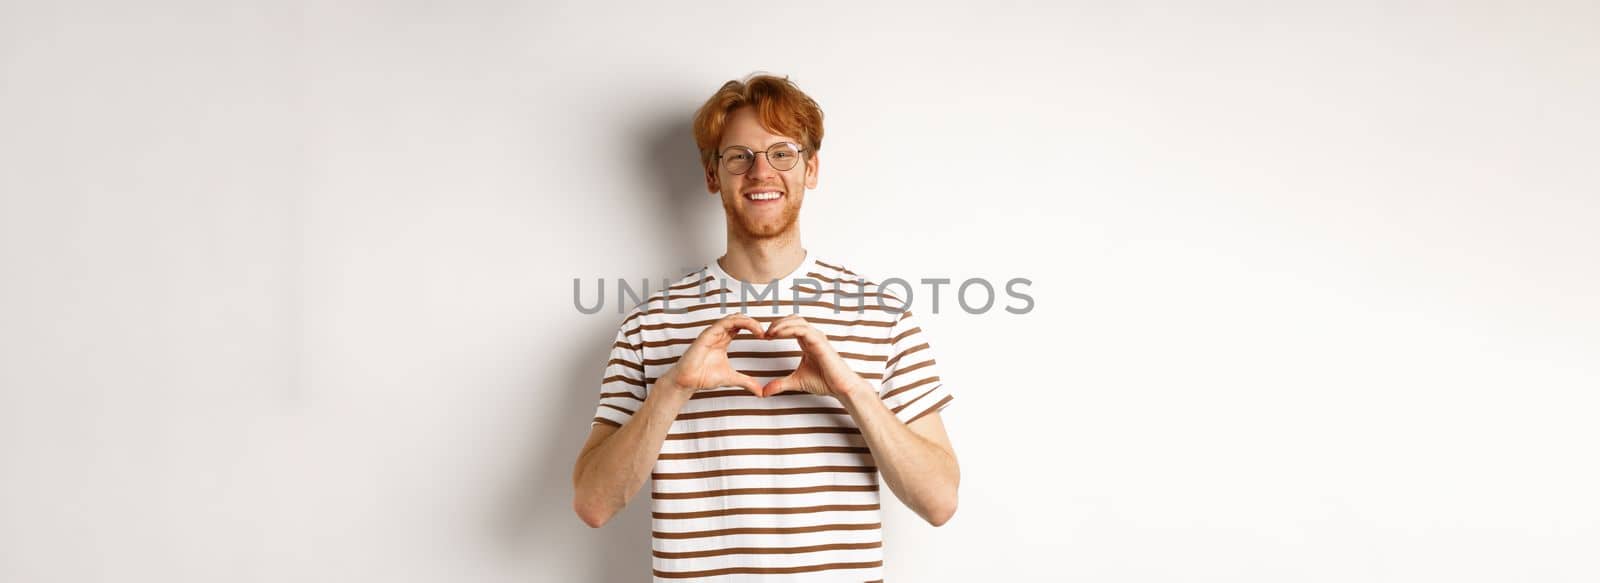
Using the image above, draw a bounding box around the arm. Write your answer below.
[571,376,692,528]
[571,313,768,528]
[838,391,960,526]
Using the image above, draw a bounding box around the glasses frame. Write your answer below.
[714,141,809,175]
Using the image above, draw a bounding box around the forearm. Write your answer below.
[572,378,691,527]
[838,385,960,526]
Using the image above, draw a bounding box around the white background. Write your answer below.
[2,1,1597,581]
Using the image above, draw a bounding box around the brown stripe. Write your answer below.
[882,375,940,400]
[890,325,921,344]
[597,403,635,416]
[770,315,895,328]
[602,374,645,387]
[647,370,881,386]
[667,275,716,291]
[612,340,639,351]
[649,560,883,579]
[890,384,937,414]
[805,272,870,286]
[653,560,883,579]
[606,358,644,372]
[883,358,935,383]
[826,334,893,344]
[646,291,735,313]
[674,406,847,421]
[812,259,857,275]
[598,390,643,401]
[834,350,884,361]
[592,416,620,427]
[657,445,870,460]
[634,318,738,332]
[652,503,879,520]
[790,285,906,308]
[656,288,732,302]
[688,388,805,400]
[641,337,698,348]
[647,369,882,384]
[652,465,876,480]
[645,350,884,366]
[652,522,881,540]
[784,289,902,313]
[885,342,929,368]
[732,368,803,378]
[729,350,883,361]
[652,540,881,560]
[664,426,861,440]
[905,394,953,424]
[642,332,893,349]
[653,484,877,500]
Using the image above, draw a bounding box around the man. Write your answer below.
[571,73,958,581]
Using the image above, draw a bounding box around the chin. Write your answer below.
[739,216,798,239]
[741,223,787,239]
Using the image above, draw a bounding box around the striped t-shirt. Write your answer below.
[591,252,954,582]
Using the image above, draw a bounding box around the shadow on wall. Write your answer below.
[487,103,719,581]
[647,107,723,270]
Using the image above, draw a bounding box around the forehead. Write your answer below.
[719,107,800,150]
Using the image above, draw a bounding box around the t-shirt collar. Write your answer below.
[706,249,816,292]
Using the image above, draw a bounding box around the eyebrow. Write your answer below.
[722,140,798,150]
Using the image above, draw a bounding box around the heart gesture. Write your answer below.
[760,314,869,400]
[661,313,869,401]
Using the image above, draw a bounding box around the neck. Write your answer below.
[719,230,806,284]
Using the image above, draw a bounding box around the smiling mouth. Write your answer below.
[743,190,784,202]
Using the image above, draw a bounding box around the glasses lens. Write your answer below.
[722,148,754,174]
[768,143,800,171]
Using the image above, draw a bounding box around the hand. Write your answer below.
[759,315,870,400]
[661,313,767,397]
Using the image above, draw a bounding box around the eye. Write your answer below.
[771,151,793,160]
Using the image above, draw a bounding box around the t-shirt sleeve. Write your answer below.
[878,309,954,425]
[592,313,647,428]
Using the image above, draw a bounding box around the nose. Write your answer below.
[745,152,778,181]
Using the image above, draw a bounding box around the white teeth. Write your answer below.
[746,191,782,201]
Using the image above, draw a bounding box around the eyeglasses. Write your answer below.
[715,142,807,175]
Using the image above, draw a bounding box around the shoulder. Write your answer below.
[807,257,911,314]
[617,267,719,333]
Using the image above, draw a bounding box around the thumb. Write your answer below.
[734,373,765,397]
[762,375,799,398]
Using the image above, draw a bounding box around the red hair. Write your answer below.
[692,73,825,172]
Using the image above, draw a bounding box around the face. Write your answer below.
[704,106,819,240]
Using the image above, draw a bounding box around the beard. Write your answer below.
[723,195,802,240]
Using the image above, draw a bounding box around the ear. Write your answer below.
[804,151,819,190]
[704,162,720,194]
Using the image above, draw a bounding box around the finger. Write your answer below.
[734,373,765,397]
[763,324,798,344]
[762,320,790,337]
[771,314,806,328]
[764,321,814,344]
[765,317,804,336]
[719,314,766,338]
